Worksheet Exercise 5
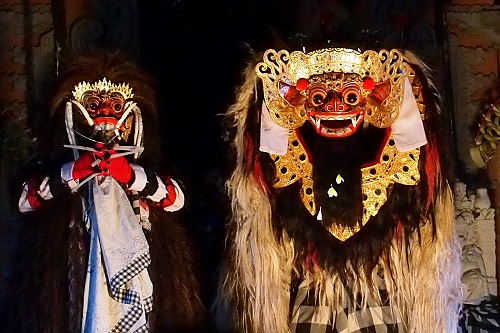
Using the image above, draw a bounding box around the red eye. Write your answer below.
[342,86,361,105]
[309,87,327,107]
[111,101,123,113]
[87,99,99,112]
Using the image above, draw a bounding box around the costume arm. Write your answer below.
[19,164,74,213]
[19,163,185,213]
[128,164,185,212]
[19,176,54,213]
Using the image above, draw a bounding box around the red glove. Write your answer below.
[97,150,133,184]
[26,177,43,210]
[72,151,98,180]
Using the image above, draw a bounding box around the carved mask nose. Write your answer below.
[324,94,346,112]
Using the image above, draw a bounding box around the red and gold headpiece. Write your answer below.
[256,48,426,240]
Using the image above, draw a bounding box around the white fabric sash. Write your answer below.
[259,102,289,155]
[82,177,153,333]
[391,78,428,151]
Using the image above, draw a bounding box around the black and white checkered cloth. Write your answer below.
[111,304,143,333]
[290,276,403,333]
[110,252,151,295]
[144,295,153,314]
[109,252,152,332]
[458,296,500,333]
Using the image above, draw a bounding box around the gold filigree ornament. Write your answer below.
[72,78,134,103]
[258,48,421,241]
[329,136,420,241]
[256,48,412,129]
[271,131,420,241]
[270,129,316,215]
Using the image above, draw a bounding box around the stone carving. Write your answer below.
[454,182,497,303]
[69,0,139,55]
[470,100,500,169]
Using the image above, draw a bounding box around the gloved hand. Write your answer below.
[72,151,98,180]
[96,149,133,184]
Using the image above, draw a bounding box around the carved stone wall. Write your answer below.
[446,3,500,173]
[0,0,54,329]
[64,0,139,56]
[0,0,54,117]
[455,182,497,300]
[446,1,500,295]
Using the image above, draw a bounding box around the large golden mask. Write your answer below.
[257,48,425,241]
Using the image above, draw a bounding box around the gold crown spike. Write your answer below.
[288,48,364,82]
[72,78,134,103]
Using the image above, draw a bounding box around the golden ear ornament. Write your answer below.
[256,50,308,129]
[120,115,134,141]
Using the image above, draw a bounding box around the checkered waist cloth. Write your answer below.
[290,275,404,333]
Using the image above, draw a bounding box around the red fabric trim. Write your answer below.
[27,177,43,210]
[395,221,404,243]
[157,177,177,208]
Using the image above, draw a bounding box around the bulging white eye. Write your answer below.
[87,99,99,112]
[111,100,123,113]
[309,87,327,107]
[342,86,361,105]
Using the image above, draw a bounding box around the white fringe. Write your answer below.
[217,61,294,333]
[389,185,463,332]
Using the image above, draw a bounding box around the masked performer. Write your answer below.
[219,48,462,332]
[18,54,204,333]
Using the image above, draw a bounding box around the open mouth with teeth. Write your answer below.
[91,115,133,142]
[94,117,120,130]
[308,109,364,138]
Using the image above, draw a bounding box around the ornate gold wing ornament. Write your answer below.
[256,48,425,241]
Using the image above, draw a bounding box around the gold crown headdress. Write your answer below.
[288,48,365,81]
[72,78,134,103]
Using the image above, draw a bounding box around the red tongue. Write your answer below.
[322,119,351,129]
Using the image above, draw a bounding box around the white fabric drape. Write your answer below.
[82,178,153,333]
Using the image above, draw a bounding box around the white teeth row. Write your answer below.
[312,115,362,131]
[96,123,116,131]
[322,126,352,135]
